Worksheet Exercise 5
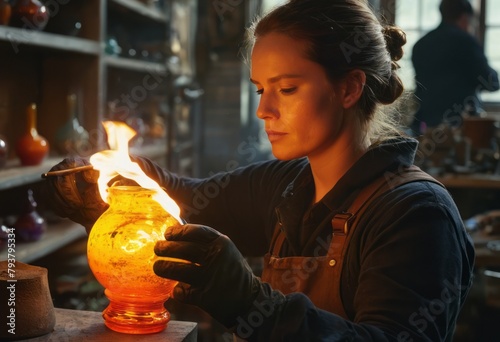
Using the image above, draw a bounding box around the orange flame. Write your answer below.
[89,121,182,223]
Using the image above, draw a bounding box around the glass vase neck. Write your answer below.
[26,103,39,137]
[67,93,77,120]
[106,186,161,210]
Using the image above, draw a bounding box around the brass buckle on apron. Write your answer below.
[331,212,354,236]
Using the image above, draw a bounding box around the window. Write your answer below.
[481,0,500,103]
[393,0,500,105]
[394,0,441,92]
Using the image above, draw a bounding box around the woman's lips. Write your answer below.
[266,130,286,142]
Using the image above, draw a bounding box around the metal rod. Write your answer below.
[41,165,94,178]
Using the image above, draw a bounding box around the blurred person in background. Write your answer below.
[410,0,499,135]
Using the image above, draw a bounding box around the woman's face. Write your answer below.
[250,32,345,161]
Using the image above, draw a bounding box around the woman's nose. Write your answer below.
[256,94,279,120]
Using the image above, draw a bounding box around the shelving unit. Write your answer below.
[0,26,101,55]
[110,0,169,22]
[104,55,168,74]
[0,0,192,263]
[0,0,172,157]
[14,220,87,264]
[0,157,63,191]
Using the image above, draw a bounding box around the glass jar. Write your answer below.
[87,185,178,334]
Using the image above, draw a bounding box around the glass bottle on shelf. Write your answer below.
[14,189,46,241]
[0,0,11,26]
[15,103,49,166]
[55,93,90,156]
[9,0,49,30]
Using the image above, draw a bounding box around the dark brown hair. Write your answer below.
[245,0,407,140]
[440,0,473,23]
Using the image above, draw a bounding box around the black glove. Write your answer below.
[43,157,108,232]
[153,223,263,328]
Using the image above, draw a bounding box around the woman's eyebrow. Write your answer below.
[250,74,303,85]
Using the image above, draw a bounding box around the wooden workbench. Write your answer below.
[22,308,197,341]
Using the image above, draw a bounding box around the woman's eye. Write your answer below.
[280,87,296,94]
[255,89,264,95]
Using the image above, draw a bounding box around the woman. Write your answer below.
[47,0,474,340]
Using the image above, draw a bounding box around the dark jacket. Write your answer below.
[136,137,475,341]
[411,22,499,133]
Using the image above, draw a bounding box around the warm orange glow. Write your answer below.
[86,120,181,334]
[89,121,182,223]
[88,185,178,334]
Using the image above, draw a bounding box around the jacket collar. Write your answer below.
[281,137,418,205]
[275,137,418,253]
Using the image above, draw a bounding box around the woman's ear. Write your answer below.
[340,70,366,109]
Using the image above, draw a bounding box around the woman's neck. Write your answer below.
[309,133,370,203]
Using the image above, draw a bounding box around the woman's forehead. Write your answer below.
[250,33,325,82]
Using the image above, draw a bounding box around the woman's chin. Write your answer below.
[271,148,302,161]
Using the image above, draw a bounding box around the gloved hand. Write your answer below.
[153,223,262,328]
[43,157,108,233]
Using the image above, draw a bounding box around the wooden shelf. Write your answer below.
[0,26,100,55]
[0,143,167,191]
[109,0,168,23]
[0,157,65,191]
[436,173,500,189]
[104,55,168,74]
[2,220,87,264]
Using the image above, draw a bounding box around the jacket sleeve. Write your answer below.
[233,182,475,341]
[234,286,388,341]
[131,155,305,256]
[465,34,499,92]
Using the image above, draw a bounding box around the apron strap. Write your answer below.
[269,166,442,268]
[269,208,286,256]
[329,165,444,318]
[331,165,443,235]
[270,227,286,257]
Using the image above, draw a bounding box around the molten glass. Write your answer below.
[87,185,178,334]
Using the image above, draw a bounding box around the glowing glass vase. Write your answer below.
[87,185,178,334]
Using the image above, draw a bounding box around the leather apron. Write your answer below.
[260,165,442,320]
[261,216,351,319]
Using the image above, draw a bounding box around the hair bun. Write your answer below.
[383,26,406,62]
[377,73,404,105]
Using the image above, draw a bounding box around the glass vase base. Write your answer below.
[102,291,170,334]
